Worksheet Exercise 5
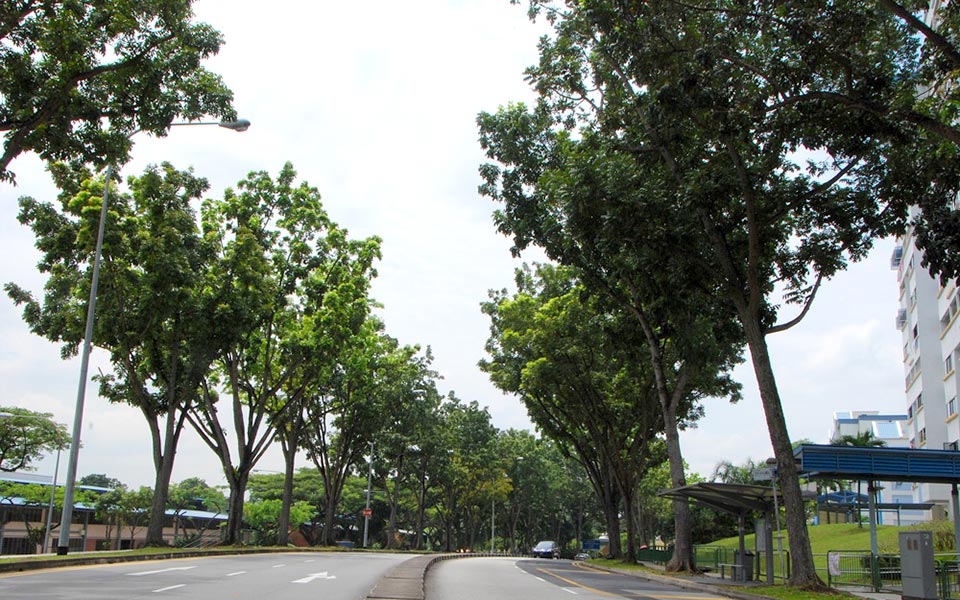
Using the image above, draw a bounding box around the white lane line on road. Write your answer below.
[292,572,337,583]
[129,567,197,576]
[153,584,186,593]
[561,588,579,594]
[226,571,246,577]
[304,559,315,563]
[272,564,286,568]
[535,577,547,582]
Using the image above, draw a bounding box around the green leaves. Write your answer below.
[0,0,236,181]
[0,407,69,473]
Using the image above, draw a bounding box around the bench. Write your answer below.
[718,563,748,581]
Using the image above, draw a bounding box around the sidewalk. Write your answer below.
[597,561,905,600]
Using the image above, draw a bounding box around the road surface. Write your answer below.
[0,551,409,600]
[426,556,730,600]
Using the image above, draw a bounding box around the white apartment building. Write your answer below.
[893,213,957,517]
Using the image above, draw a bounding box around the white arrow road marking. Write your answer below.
[129,566,197,576]
[153,584,186,592]
[292,571,337,583]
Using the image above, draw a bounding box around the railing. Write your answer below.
[692,544,790,582]
[636,547,673,564]
[819,551,960,599]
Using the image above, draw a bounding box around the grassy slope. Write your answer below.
[707,522,908,555]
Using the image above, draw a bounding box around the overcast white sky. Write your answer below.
[0,0,907,491]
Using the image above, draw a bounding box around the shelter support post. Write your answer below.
[737,514,746,582]
[953,484,960,572]
[868,481,880,592]
[763,515,774,584]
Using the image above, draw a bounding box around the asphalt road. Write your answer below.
[0,552,410,600]
[427,556,731,600]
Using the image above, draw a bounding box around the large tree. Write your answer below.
[0,0,235,181]
[481,264,666,561]
[0,407,69,472]
[477,110,744,570]
[184,163,380,545]
[6,162,271,545]
[478,0,959,585]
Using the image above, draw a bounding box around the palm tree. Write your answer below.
[830,431,887,526]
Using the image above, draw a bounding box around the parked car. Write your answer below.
[574,552,590,561]
[532,540,561,559]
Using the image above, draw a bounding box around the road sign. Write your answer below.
[752,467,775,481]
[362,508,372,517]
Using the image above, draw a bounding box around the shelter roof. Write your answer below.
[794,444,960,484]
[658,482,789,516]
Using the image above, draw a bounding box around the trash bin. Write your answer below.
[734,550,755,581]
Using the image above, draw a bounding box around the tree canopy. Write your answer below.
[0,0,235,181]
[0,406,69,472]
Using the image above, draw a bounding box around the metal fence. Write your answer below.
[692,544,790,582]
[818,551,960,599]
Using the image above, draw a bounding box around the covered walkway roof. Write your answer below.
[794,444,960,483]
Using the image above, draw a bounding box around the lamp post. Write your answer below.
[56,119,250,555]
[0,412,64,553]
[363,441,374,548]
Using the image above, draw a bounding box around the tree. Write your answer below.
[481,264,666,561]
[77,474,124,489]
[478,0,940,585]
[0,481,95,552]
[301,320,409,545]
[184,163,380,546]
[6,162,271,545]
[0,407,68,472]
[0,0,235,182]
[243,498,313,546]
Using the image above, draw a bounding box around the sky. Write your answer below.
[0,0,908,491]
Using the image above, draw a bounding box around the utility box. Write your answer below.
[900,531,937,600]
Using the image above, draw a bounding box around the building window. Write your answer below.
[916,393,924,410]
[947,354,955,375]
[874,422,902,438]
[947,440,959,451]
[949,397,957,417]
[908,405,914,420]
[919,427,927,445]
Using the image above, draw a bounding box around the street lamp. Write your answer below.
[56,118,250,556]
[363,441,374,548]
[0,412,64,553]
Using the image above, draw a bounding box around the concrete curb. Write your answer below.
[365,552,511,600]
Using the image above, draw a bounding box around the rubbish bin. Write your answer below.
[734,550,755,581]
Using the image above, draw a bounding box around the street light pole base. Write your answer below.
[56,546,69,556]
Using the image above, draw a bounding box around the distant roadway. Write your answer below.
[0,552,409,600]
[426,556,730,600]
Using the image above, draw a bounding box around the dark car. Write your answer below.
[532,540,561,559]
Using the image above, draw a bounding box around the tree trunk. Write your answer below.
[145,405,180,546]
[742,317,823,587]
[223,470,249,545]
[663,407,695,572]
[602,488,622,559]
[278,436,297,546]
[415,468,426,550]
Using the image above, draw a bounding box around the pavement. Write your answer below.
[0,550,907,600]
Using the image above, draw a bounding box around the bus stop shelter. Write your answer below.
[659,482,790,582]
